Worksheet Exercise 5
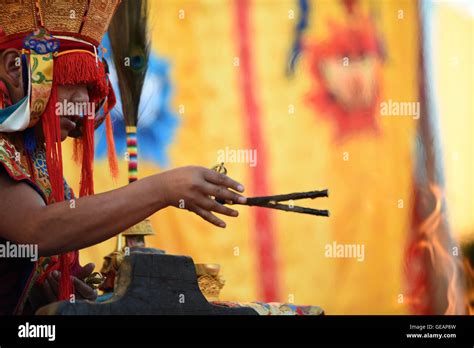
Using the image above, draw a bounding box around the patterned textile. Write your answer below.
[0,132,75,314]
[212,301,324,315]
[28,30,55,127]
[0,133,74,204]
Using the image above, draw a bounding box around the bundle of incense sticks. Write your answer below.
[211,164,329,217]
[227,190,329,217]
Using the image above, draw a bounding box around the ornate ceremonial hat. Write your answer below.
[0,0,121,130]
[0,0,120,47]
[0,0,121,301]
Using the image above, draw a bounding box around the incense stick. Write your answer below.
[254,203,330,217]
[245,189,328,206]
[221,189,330,217]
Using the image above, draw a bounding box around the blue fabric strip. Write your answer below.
[286,0,310,77]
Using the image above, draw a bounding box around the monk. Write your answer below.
[0,46,246,314]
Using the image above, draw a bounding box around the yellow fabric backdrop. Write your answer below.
[434,3,474,243]
[63,0,423,314]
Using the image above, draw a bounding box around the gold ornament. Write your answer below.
[211,162,227,175]
[122,218,155,237]
[195,264,225,302]
[84,272,105,290]
[0,0,120,45]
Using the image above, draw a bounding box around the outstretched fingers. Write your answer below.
[194,206,226,228]
[202,182,246,205]
[203,170,245,194]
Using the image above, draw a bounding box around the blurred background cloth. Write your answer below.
[61,0,473,314]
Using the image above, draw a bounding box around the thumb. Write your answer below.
[75,262,95,280]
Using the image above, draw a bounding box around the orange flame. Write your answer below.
[463,258,474,315]
[410,184,468,314]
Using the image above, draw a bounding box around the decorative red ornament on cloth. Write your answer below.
[0,80,12,109]
[304,16,384,141]
[342,0,359,14]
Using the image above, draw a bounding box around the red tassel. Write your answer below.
[105,102,119,179]
[72,138,83,165]
[36,52,114,299]
[58,253,73,300]
[42,86,75,300]
[54,53,108,103]
[42,86,64,203]
[36,256,60,285]
[79,115,95,197]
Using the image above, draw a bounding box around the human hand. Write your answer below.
[161,166,247,228]
[42,262,98,302]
